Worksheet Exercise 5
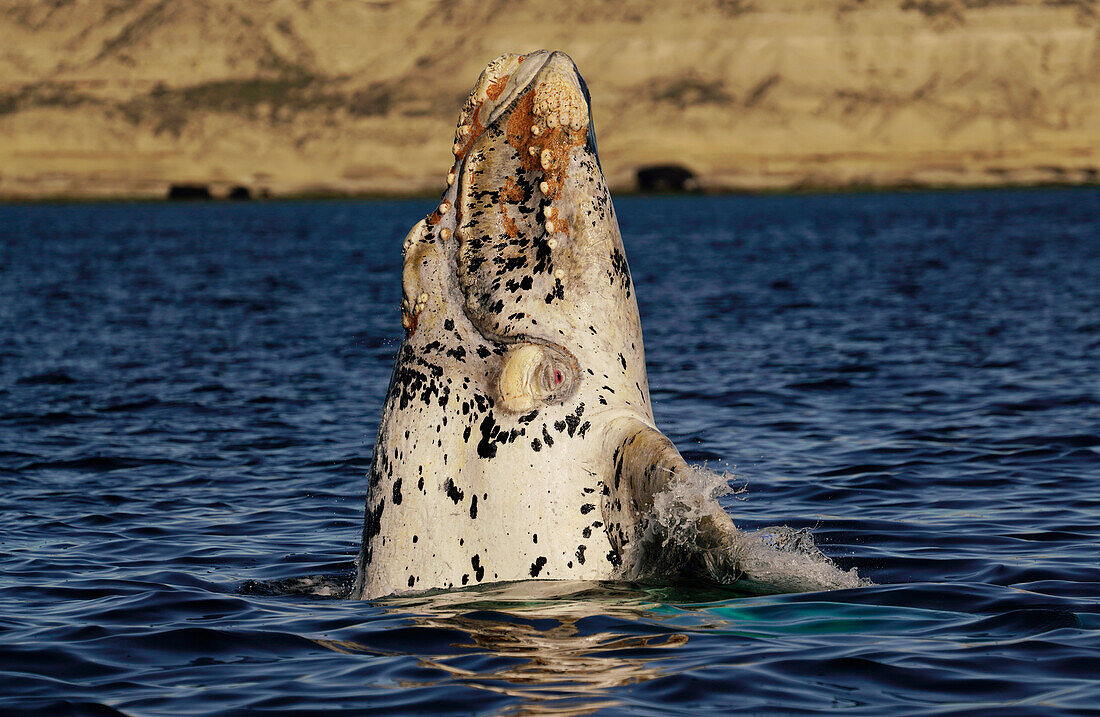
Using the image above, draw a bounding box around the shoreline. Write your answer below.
[3,179,1099,205]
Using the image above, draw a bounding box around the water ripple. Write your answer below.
[2,192,1099,713]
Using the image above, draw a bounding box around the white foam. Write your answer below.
[628,465,867,594]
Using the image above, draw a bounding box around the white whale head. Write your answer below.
[355,51,740,599]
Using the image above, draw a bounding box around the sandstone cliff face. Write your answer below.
[1,0,1097,198]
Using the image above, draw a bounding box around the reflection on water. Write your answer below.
[330,581,690,715]
[252,560,860,714]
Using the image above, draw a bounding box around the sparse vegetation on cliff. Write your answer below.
[0,0,1097,199]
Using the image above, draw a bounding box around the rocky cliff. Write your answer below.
[1,0,1098,199]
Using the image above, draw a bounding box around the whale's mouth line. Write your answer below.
[431,53,552,351]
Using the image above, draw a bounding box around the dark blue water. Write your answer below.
[2,190,1099,714]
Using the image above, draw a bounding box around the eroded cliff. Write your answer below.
[1,0,1097,198]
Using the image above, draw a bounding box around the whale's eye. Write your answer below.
[497,342,580,412]
[538,361,573,397]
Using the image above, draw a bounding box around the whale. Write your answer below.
[354,50,744,599]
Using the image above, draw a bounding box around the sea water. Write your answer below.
[2,189,1098,713]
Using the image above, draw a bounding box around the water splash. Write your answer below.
[626,465,867,594]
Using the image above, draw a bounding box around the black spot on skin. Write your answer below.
[476,346,491,359]
[472,554,485,582]
[580,503,596,514]
[582,526,591,539]
[418,476,424,491]
[477,413,501,459]
[607,550,622,568]
[470,494,478,519]
[462,574,469,585]
[444,477,464,504]
[360,497,385,568]
[533,533,538,544]
[609,246,632,295]
[530,556,547,577]
[408,576,415,588]
[392,478,402,505]
[531,438,542,452]
[412,535,418,543]
[613,447,625,490]
[565,413,580,437]
[444,318,454,331]
[576,545,586,564]
[542,425,554,448]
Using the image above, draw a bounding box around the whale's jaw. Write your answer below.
[404,50,624,353]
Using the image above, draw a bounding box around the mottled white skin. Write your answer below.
[355,51,737,599]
